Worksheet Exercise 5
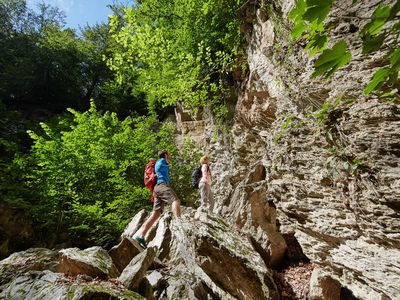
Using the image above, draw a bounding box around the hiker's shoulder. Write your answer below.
[156,158,166,165]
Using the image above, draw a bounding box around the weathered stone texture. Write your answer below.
[58,246,119,279]
[0,248,59,286]
[167,211,280,300]
[0,270,144,300]
[119,247,157,291]
[202,0,400,299]
[108,237,143,273]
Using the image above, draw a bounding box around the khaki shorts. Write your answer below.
[153,183,178,212]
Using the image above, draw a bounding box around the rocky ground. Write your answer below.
[273,263,314,300]
[0,209,281,299]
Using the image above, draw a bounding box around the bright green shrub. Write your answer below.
[24,102,178,246]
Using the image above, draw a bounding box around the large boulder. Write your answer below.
[0,270,144,300]
[147,213,172,261]
[221,162,287,268]
[58,246,119,279]
[166,210,280,299]
[0,248,59,287]
[121,210,149,239]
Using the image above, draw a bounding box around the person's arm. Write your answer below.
[201,164,208,181]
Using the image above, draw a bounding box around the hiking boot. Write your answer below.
[135,236,147,248]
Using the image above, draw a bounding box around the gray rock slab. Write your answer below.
[108,237,143,273]
[119,246,157,291]
[58,246,119,279]
[0,270,144,300]
[0,248,59,287]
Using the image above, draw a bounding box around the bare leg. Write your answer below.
[138,209,161,237]
[172,199,181,217]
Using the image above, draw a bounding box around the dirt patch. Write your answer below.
[273,262,314,300]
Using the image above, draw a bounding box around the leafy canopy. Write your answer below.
[107,0,245,119]
[0,0,145,116]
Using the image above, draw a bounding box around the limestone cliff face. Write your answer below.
[183,0,400,299]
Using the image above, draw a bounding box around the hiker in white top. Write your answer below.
[199,155,213,212]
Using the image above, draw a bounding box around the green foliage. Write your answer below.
[312,41,351,78]
[274,114,305,142]
[0,102,38,208]
[364,67,391,95]
[304,33,328,57]
[361,5,392,36]
[312,97,341,125]
[360,2,400,97]
[0,0,145,116]
[350,158,364,176]
[361,34,386,55]
[289,0,400,98]
[288,0,350,78]
[107,0,244,119]
[22,103,176,246]
[302,0,334,24]
[288,0,307,39]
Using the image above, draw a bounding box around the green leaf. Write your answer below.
[390,48,400,67]
[364,67,391,95]
[393,21,400,32]
[309,19,324,33]
[312,41,351,78]
[305,33,328,56]
[303,0,334,23]
[314,41,348,67]
[380,89,398,99]
[289,0,307,40]
[362,5,391,36]
[389,0,400,19]
[291,20,307,39]
[362,34,385,54]
[288,0,306,20]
